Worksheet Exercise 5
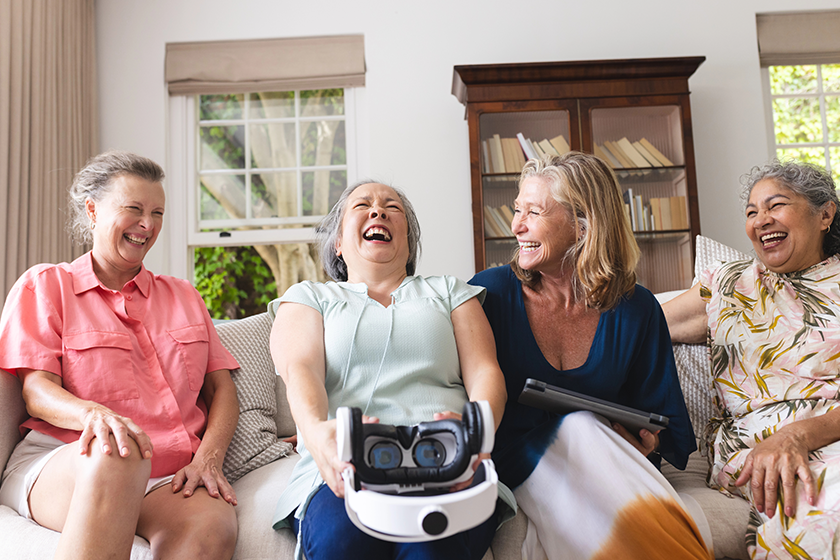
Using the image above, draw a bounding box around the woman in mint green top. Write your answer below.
[268,180,511,560]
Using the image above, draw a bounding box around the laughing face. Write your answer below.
[335,183,410,281]
[87,173,165,284]
[745,179,834,273]
[512,176,579,275]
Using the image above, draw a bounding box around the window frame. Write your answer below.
[166,87,368,281]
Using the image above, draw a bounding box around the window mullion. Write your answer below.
[296,91,303,218]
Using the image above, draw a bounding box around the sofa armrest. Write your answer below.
[0,370,27,469]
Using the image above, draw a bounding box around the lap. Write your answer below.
[137,484,237,543]
[297,484,498,560]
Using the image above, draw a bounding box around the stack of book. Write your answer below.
[484,205,515,238]
[482,134,571,174]
[593,138,674,173]
[622,189,689,232]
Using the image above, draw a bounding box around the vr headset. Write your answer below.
[336,401,498,542]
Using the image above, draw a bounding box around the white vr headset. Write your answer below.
[336,401,498,542]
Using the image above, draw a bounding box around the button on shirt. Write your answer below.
[0,252,239,477]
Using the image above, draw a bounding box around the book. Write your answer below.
[532,140,546,160]
[622,188,636,230]
[490,135,505,173]
[489,206,513,237]
[634,195,645,231]
[594,144,621,169]
[659,198,673,230]
[604,141,635,169]
[617,137,651,168]
[670,196,688,229]
[638,138,675,167]
[538,139,560,157]
[503,137,526,172]
[549,134,570,155]
[481,140,492,174]
[650,198,662,231]
[484,206,506,237]
[632,141,662,168]
[516,133,538,161]
[498,204,516,225]
[484,212,502,238]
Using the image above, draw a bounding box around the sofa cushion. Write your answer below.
[216,313,294,483]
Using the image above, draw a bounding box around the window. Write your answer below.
[169,88,362,319]
[165,35,367,318]
[764,64,840,182]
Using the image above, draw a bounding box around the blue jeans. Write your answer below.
[291,485,501,560]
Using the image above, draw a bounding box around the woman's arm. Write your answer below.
[735,406,840,518]
[171,369,239,504]
[270,302,351,497]
[18,368,154,459]
[661,283,708,344]
[450,297,507,430]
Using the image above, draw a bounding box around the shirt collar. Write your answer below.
[71,251,151,297]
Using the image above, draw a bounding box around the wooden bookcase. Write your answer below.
[452,56,705,294]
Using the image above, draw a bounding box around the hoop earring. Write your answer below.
[90,221,95,230]
[827,225,832,234]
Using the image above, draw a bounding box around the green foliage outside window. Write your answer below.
[194,245,277,320]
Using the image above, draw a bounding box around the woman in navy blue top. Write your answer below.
[469,152,710,560]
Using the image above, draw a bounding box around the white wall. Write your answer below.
[95,0,840,281]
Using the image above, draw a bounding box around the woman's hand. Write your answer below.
[78,405,154,459]
[172,449,237,505]
[735,428,815,518]
[612,422,659,457]
[308,415,379,498]
[433,410,489,493]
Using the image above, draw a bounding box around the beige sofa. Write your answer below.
[0,262,751,558]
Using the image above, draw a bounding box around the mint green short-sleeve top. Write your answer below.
[268,275,495,529]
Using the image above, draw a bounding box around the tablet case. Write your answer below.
[518,378,669,434]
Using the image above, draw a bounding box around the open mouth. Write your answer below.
[760,232,787,247]
[519,241,540,253]
[124,234,147,246]
[364,226,391,242]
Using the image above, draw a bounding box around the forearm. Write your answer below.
[778,405,840,452]
[661,283,708,344]
[195,370,239,462]
[463,368,506,430]
[20,369,101,430]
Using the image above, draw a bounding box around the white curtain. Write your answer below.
[0,0,97,309]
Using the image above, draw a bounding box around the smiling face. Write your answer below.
[745,178,834,273]
[335,183,410,281]
[512,176,579,276]
[87,173,165,286]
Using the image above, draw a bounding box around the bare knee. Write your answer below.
[145,495,237,560]
[76,436,150,492]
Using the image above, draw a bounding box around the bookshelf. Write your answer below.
[452,56,705,294]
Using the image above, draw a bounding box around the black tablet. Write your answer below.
[518,378,669,434]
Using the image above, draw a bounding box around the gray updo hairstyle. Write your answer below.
[317,179,422,282]
[68,150,165,245]
[741,159,840,257]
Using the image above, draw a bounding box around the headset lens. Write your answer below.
[369,442,402,469]
[414,439,446,467]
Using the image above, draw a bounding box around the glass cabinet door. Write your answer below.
[478,110,572,268]
[586,101,694,293]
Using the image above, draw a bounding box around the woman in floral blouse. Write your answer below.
[665,160,840,559]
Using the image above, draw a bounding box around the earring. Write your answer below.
[90,221,95,230]
[828,225,832,234]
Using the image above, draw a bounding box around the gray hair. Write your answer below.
[68,150,165,245]
[317,179,422,282]
[741,159,840,257]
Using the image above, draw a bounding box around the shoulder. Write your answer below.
[608,284,661,324]
[268,280,353,319]
[10,262,74,295]
[401,276,485,306]
[469,265,516,292]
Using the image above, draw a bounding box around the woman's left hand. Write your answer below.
[612,422,659,457]
[734,428,815,518]
[171,450,237,506]
[433,411,490,492]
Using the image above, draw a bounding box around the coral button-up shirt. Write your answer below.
[0,252,239,477]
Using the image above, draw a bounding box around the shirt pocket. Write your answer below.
[167,324,210,391]
[63,331,140,402]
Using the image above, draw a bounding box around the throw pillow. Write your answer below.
[216,313,293,483]
[673,235,751,434]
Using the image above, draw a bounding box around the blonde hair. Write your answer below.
[510,152,640,310]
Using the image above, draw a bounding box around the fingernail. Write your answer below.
[121,447,129,456]
[144,450,152,458]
